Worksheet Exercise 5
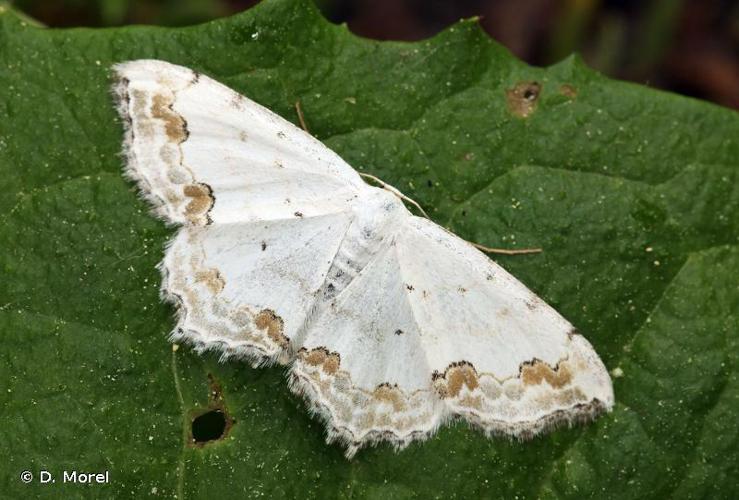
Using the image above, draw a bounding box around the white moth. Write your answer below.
[113,60,614,458]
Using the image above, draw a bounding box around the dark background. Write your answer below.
[10,0,739,109]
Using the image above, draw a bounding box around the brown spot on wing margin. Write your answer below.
[151,93,188,143]
[183,182,215,224]
[433,356,574,398]
[520,359,573,389]
[298,346,341,375]
[373,383,407,412]
[194,267,224,294]
[255,309,289,349]
[433,361,479,398]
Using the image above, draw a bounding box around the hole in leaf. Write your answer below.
[506,81,542,117]
[191,410,227,443]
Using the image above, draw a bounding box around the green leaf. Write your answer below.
[1,0,737,498]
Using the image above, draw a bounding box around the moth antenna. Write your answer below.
[470,243,542,255]
[295,100,309,133]
[359,172,431,219]
[359,173,541,255]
